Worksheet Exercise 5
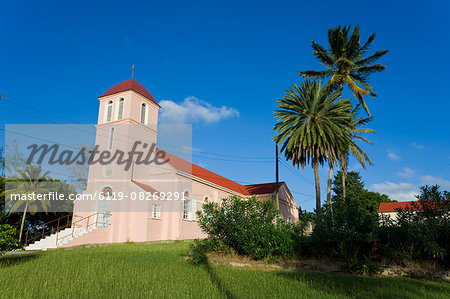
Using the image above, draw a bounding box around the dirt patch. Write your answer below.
[207,252,450,281]
[207,252,344,273]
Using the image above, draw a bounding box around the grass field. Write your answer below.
[0,241,448,298]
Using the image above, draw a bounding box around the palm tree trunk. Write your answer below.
[342,171,346,200]
[341,153,348,202]
[313,161,321,213]
[18,200,28,243]
[326,165,333,205]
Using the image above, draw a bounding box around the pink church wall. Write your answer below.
[67,83,300,248]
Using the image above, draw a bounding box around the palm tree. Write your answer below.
[339,114,376,200]
[299,24,388,116]
[4,164,50,243]
[273,80,353,213]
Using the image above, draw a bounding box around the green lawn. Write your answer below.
[0,242,448,299]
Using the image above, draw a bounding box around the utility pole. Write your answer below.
[275,143,279,209]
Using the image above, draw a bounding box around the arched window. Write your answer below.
[108,127,114,150]
[182,191,191,220]
[117,98,124,120]
[101,187,113,198]
[140,103,147,124]
[106,100,113,122]
[201,196,209,216]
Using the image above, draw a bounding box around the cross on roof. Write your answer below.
[130,65,136,79]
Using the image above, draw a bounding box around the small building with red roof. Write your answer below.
[378,200,446,223]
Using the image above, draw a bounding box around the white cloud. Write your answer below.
[370,181,417,202]
[397,167,415,179]
[411,142,424,149]
[420,175,450,189]
[159,96,239,124]
[387,151,401,161]
[349,163,363,171]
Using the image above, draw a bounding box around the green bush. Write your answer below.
[377,185,450,265]
[186,239,215,265]
[305,200,377,267]
[197,196,296,260]
[304,184,449,270]
[0,224,20,255]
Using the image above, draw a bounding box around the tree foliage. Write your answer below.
[197,196,296,260]
[331,171,392,216]
[378,185,450,265]
[273,80,354,211]
[299,25,389,115]
[0,224,20,255]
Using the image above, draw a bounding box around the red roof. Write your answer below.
[378,200,446,213]
[378,201,420,213]
[131,179,159,194]
[160,150,288,197]
[100,79,159,106]
[244,182,286,195]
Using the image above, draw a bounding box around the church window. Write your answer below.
[106,100,113,122]
[204,196,209,203]
[141,103,147,124]
[152,204,161,219]
[101,187,113,198]
[108,127,114,150]
[117,98,124,120]
[182,191,191,220]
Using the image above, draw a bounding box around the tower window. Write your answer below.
[108,127,114,150]
[106,100,113,122]
[117,98,124,120]
[141,103,147,124]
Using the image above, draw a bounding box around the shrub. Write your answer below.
[197,196,296,260]
[306,200,377,266]
[187,239,217,265]
[377,185,450,265]
[0,224,20,255]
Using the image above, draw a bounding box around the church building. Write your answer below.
[26,79,299,250]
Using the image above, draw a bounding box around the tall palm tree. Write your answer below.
[339,114,376,200]
[4,164,50,243]
[299,24,388,116]
[273,80,353,213]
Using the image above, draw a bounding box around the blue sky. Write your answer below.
[1,0,449,210]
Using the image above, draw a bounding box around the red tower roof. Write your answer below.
[100,79,159,106]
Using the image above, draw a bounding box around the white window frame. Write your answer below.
[105,100,114,122]
[140,102,148,124]
[200,195,210,216]
[116,98,124,120]
[108,127,115,151]
[182,191,193,220]
[102,163,114,178]
[151,204,161,219]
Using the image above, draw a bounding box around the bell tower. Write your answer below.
[88,79,161,183]
[97,78,160,127]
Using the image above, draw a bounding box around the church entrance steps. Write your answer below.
[24,212,111,251]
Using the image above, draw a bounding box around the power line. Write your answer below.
[279,159,314,185]
[1,98,274,161]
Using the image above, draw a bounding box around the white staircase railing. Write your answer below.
[24,212,111,251]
